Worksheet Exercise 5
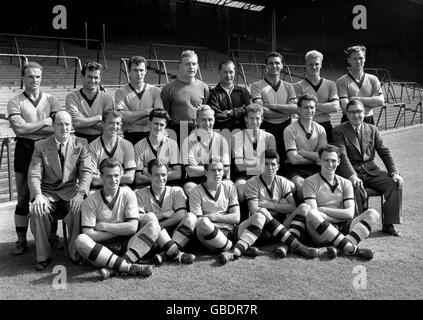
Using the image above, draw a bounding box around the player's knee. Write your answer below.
[75,233,91,252]
[306,208,321,223]
[196,216,213,235]
[288,180,297,194]
[183,212,197,229]
[257,208,272,221]
[296,203,311,217]
[143,212,159,224]
[363,208,380,226]
[183,182,196,197]
[250,212,266,229]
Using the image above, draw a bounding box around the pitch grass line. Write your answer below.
[0,126,422,300]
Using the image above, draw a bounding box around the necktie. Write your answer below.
[355,127,361,145]
[253,129,258,150]
[59,143,65,171]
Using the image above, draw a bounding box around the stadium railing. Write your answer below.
[229,49,267,73]
[0,121,15,201]
[119,57,203,87]
[0,53,82,89]
[0,33,107,70]
[149,43,214,72]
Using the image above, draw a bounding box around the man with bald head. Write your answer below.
[28,111,92,270]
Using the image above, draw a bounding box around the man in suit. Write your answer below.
[28,111,92,270]
[333,99,404,236]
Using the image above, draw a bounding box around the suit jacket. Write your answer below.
[28,135,92,201]
[332,121,398,179]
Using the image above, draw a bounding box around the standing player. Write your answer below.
[66,61,114,143]
[283,94,327,201]
[190,156,266,265]
[250,52,297,167]
[89,110,136,188]
[161,50,209,144]
[136,159,197,265]
[182,105,230,196]
[207,59,251,131]
[134,109,181,187]
[294,50,339,142]
[232,103,276,209]
[7,61,61,255]
[75,158,160,280]
[336,45,384,124]
[245,149,318,259]
[302,144,379,260]
[115,56,164,145]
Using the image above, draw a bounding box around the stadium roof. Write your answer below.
[195,0,265,12]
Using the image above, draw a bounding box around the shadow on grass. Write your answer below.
[0,240,104,284]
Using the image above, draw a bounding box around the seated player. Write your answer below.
[89,109,136,189]
[136,159,197,265]
[134,109,181,187]
[75,158,160,280]
[302,144,379,260]
[283,94,327,201]
[182,105,230,196]
[189,156,267,265]
[231,103,277,218]
[28,111,92,270]
[245,149,318,259]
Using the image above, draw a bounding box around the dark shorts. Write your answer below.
[283,163,320,180]
[100,235,132,256]
[317,121,333,143]
[14,137,37,174]
[123,131,149,145]
[341,114,374,125]
[334,220,353,235]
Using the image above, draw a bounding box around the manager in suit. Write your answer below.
[28,111,92,270]
[333,99,404,236]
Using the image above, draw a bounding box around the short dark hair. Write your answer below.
[345,99,364,112]
[204,155,223,171]
[218,59,235,71]
[344,45,366,58]
[81,61,103,76]
[102,109,122,122]
[99,158,122,175]
[147,159,168,175]
[264,149,279,163]
[128,56,147,70]
[21,61,43,76]
[265,52,283,65]
[297,94,318,107]
[318,144,340,159]
[148,109,170,122]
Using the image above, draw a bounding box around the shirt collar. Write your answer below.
[55,137,69,150]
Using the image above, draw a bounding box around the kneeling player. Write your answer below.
[136,159,197,265]
[190,156,266,265]
[245,149,318,259]
[75,158,160,280]
[302,145,379,260]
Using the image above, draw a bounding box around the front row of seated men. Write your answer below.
[26,111,381,278]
